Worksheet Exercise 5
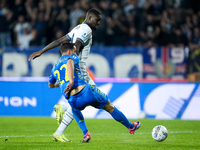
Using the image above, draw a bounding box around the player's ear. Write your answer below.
[88,15,92,22]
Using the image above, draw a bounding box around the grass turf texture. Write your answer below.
[0,117,200,150]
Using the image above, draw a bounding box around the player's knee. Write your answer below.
[103,100,114,113]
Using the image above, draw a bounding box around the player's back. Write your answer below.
[51,54,86,95]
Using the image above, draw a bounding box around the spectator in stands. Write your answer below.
[146,0,162,24]
[142,0,153,14]
[191,27,200,45]
[123,0,135,15]
[0,8,12,48]
[93,14,107,46]
[125,12,136,29]
[80,0,91,12]
[24,0,37,22]
[11,0,26,21]
[0,0,7,9]
[189,27,200,51]
[184,15,193,31]
[0,0,199,48]
[36,0,51,21]
[137,0,145,8]
[166,6,176,26]
[141,14,160,46]
[17,25,36,50]
[158,10,174,46]
[125,26,138,46]
[105,16,125,46]
[50,29,64,44]
[99,0,112,17]
[57,0,66,11]
[14,15,31,46]
[191,14,200,27]
[160,10,172,30]
[111,2,123,19]
[46,0,59,44]
[33,12,48,46]
[54,9,70,35]
[170,25,188,48]
[137,30,150,47]
[69,1,85,30]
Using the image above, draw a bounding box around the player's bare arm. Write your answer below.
[75,40,83,55]
[28,35,69,61]
[48,82,60,88]
[63,59,74,94]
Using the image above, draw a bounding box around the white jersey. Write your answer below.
[66,22,95,86]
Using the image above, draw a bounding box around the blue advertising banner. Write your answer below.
[0,53,2,76]
[2,46,144,78]
[0,81,61,116]
[0,80,199,120]
[90,46,143,77]
[2,46,188,78]
[0,47,187,79]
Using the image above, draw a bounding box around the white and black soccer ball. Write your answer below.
[152,125,168,142]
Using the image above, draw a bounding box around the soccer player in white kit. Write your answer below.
[28,8,102,142]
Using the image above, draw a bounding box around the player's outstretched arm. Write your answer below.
[28,35,69,61]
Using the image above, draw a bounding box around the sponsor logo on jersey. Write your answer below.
[82,33,87,38]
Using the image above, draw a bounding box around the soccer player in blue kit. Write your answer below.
[48,42,141,142]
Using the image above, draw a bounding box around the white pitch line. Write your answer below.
[0,131,198,139]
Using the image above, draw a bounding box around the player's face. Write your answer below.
[91,15,101,30]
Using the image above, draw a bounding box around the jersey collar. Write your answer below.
[82,21,91,29]
[82,21,88,25]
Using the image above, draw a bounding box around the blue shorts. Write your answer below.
[68,84,108,110]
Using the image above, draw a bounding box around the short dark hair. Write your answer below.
[87,8,101,17]
[60,42,75,53]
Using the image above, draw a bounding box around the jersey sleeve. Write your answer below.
[49,69,56,84]
[66,25,91,45]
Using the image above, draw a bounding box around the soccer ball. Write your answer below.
[152,125,168,142]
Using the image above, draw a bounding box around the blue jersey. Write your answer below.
[49,54,86,97]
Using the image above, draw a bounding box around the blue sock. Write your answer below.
[72,108,88,135]
[110,107,133,129]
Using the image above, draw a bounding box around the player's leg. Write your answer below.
[103,100,141,134]
[67,84,94,142]
[90,86,141,134]
[53,103,74,142]
[54,103,74,127]
[85,71,140,133]
[72,108,91,143]
[54,104,65,125]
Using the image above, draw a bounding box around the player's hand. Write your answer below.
[28,51,42,61]
[54,82,60,88]
[63,82,73,94]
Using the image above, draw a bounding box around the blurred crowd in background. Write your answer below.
[0,0,200,50]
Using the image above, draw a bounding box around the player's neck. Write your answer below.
[83,21,91,29]
[62,52,69,56]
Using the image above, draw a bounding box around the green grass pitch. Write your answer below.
[0,117,200,150]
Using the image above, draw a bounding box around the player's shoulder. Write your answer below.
[70,54,79,62]
[76,23,92,33]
